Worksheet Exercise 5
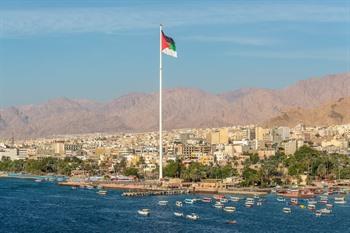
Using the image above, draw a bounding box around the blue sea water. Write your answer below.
[0,178,349,233]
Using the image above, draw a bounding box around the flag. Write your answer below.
[161,30,177,58]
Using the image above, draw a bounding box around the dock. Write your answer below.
[122,189,189,197]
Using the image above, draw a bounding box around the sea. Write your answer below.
[0,178,349,233]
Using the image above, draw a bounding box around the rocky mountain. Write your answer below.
[0,72,349,139]
[264,97,350,127]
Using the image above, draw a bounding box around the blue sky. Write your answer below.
[0,0,349,107]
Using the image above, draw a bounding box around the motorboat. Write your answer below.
[326,204,333,209]
[176,201,183,207]
[223,206,236,213]
[283,207,292,213]
[174,212,184,217]
[213,194,225,200]
[277,197,285,202]
[307,204,316,210]
[34,179,43,183]
[214,202,224,209]
[226,220,237,224]
[158,201,168,206]
[184,199,194,204]
[290,198,298,205]
[97,190,107,195]
[257,201,262,206]
[230,196,240,202]
[202,197,212,203]
[138,209,150,216]
[186,213,199,220]
[334,196,346,204]
[308,199,317,205]
[220,198,229,204]
[315,210,322,217]
[320,208,331,214]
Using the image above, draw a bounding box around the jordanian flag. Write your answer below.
[161,30,177,58]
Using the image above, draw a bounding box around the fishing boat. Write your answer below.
[186,213,199,220]
[223,206,236,213]
[97,190,107,195]
[283,207,292,213]
[220,198,229,204]
[202,197,212,203]
[174,212,184,217]
[176,201,183,207]
[230,196,240,202]
[184,199,194,204]
[137,209,150,216]
[158,200,168,206]
[277,197,285,202]
[326,203,333,209]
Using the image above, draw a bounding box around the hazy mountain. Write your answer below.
[264,97,350,127]
[0,72,349,139]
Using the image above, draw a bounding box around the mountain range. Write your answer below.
[0,72,349,139]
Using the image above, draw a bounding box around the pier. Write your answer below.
[122,189,190,197]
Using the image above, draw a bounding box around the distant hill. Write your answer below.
[0,72,349,139]
[264,97,350,127]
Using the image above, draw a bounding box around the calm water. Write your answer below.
[0,178,349,233]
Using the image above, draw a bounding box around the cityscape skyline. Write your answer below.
[0,0,349,107]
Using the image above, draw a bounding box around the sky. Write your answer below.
[0,0,349,107]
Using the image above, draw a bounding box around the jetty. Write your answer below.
[122,189,189,197]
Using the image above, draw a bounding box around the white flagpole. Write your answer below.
[159,24,163,180]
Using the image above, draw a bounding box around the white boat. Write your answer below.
[202,197,212,203]
[214,202,224,209]
[186,213,199,220]
[174,212,184,217]
[283,207,292,213]
[230,196,240,202]
[138,209,150,216]
[307,204,316,210]
[245,203,254,208]
[277,197,285,202]
[326,203,333,209]
[184,199,194,204]
[308,200,317,205]
[315,210,322,217]
[320,208,331,214]
[97,190,107,195]
[176,201,183,207]
[34,179,43,183]
[86,185,94,190]
[158,200,168,206]
[223,206,236,213]
[220,198,229,203]
[334,200,346,204]
[334,197,346,204]
[257,201,262,206]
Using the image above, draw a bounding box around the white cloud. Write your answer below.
[181,35,277,46]
[0,3,348,37]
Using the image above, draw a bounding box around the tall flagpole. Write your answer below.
[159,24,163,180]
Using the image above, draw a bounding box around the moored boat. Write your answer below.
[97,190,107,195]
[176,201,183,207]
[158,200,168,206]
[184,199,194,204]
[220,198,228,204]
[315,210,322,217]
[307,204,316,210]
[226,220,237,224]
[138,209,150,216]
[283,207,292,213]
[202,197,212,203]
[223,206,236,213]
[277,197,285,202]
[174,212,184,217]
[214,202,224,209]
[186,213,199,220]
[230,196,240,202]
[320,208,331,214]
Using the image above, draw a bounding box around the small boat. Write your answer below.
[97,185,103,190]
[320,208,331,214]
[226,220,237,224]
[230,196,240,202]
[334,197,346,204]
[202,197,212,203]
[158,201,168,206]
[308,199,317,205]
[254,195,260,199]
[176,201,183,207]
[299,204,305,209]
[326,204,333,209]
[257,201,262,206]
[174,212,184,217]
[307,204,316,210]
[245,203,253,208]
[138,209,150,216]
[220,198,229,204]
[34,179,43,183]
[214,202,224,209]
[86,185,94,190]
[213,194,225,200]
[334,200,346,204]
[97,190,107,195]
[315,210,322,217]
[186,213,199,220]
[283,207,292,214]
[290,198,298,205]
[223,206,236,213]
[71,186,77,190]
[277,197,285,202]
[184,199,194,204]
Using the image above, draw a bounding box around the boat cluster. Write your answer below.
[277,191,347,217]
